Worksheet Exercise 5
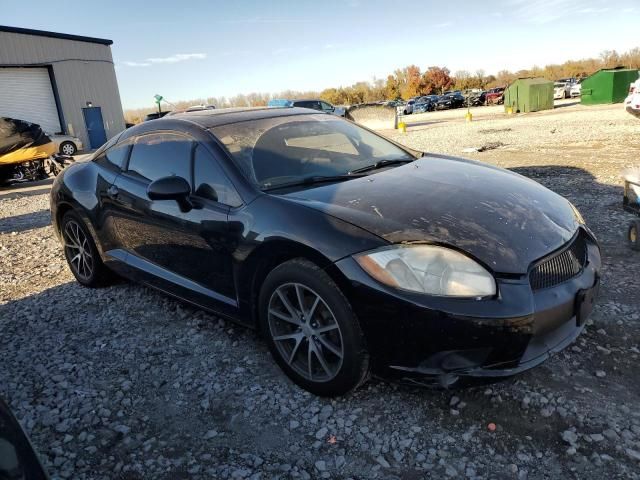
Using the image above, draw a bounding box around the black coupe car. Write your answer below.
[50,107,600,396]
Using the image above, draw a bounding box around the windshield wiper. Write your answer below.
[348,158,415,174]
[262,174,366,191]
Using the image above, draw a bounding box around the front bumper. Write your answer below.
[626,105,640,119]
[332,230,601,382]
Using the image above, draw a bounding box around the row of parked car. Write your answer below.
[391,78,586,116]
[393,87,507,115]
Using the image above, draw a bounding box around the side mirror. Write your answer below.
[147,176,192,212]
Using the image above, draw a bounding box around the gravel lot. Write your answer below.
[1,101,640,479]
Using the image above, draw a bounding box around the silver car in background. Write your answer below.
[48,133,83,155]
[397,99,415,115]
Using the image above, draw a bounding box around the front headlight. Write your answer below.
[355,245,496,298]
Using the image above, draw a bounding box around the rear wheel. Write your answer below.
[61,211,116,287]
[259,259,369,396]
[628,220,640,251]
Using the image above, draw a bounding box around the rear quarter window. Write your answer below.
[93,137,130,170]
[104,142,131,169]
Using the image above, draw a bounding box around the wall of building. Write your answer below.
[0,30,125,148]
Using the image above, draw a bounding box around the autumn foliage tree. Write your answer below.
[384,75,400,100]
[402,65,424,99]
[422,66,454,95]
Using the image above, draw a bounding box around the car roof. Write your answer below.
[149,107,318,129]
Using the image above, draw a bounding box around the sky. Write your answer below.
[2,0,638,109]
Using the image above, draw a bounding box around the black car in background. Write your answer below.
[435,93,466,110]
[143,111,171,121]
[412,95,438,113]
[0,397,49,479]
[50,108,600,396]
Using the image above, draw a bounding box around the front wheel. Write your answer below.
[259,259,369,396]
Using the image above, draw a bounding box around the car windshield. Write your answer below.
[211,114,415,189]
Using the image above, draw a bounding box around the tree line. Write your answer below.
[124,47,640,123]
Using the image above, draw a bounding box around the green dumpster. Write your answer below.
[581,68,639,105]
[503,78,554,113]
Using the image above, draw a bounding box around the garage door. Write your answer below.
[0,67,62,134]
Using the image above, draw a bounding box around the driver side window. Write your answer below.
[127,133,192,182]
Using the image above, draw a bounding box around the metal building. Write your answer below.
[0,25,125,150]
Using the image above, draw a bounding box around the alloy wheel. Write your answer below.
[268,283,344,382]
[63,220,94,281]
[61,143,76,155]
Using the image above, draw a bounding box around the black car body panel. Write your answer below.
[280,154,581,274]
[50,109,600,384]
[0,398,49,479]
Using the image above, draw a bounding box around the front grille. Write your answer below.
[529,232,588,291]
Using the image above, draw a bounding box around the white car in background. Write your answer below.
[554,82,571,100]
[49,133,83,155]
[570,82,582,98]
[397,99,416,115]
[625,77,640,119]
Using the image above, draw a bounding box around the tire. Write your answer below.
[59,141,77,156]
[259,258,369,396]
[628,220,640,251]
[61,211,117,287]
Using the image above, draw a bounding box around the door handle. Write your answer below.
[107,185,119,199]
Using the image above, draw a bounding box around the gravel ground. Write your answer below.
[1,102,640,479]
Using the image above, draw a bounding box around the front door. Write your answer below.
[109,132,239,315]
[82,106,107,149]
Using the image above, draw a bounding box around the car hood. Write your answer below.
[281,155,581,274]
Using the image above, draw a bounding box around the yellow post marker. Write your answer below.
[465,112,473,122]
[398,121,407,133]
[506,106,513,115]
